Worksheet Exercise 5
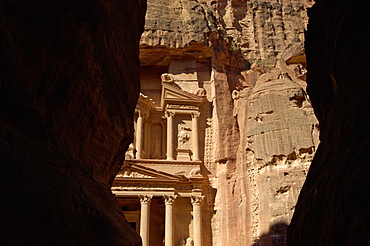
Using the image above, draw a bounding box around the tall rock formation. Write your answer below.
[138,0,317,245]
[289,0,370,245]
[0,0,146,245]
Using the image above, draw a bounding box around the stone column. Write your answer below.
[139,195,153,246]
[161,119,167,159]
[166,111,175,160]
[144,119,152,159]
[191,195,204,246]
[191,112,200,161]
[136,111,144,159]
[163,195,177,246]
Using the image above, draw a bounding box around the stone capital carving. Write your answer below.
[163,195,177,205]
[160,118,167,126]
[190,112,200,118]
[137,109,149,120]
[138,195,153,204]
[191,195,204,205]
[165,111,175,118]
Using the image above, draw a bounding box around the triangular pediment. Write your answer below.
[161,83,203,108]
[116,163,182,180]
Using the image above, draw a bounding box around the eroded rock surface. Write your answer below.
[232,55,318,245]
[137,1,318,245]
[0,0,145,245]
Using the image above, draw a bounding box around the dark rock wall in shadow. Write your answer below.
[0,0,145,245]
[288,0,370,245]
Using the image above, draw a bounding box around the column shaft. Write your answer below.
[136,112,144,159]
[164,195,177,246]
[161,120,166,159]
[191,112,200,161]
[191,196,204,246]
[166,111,175,160]
[144,119,151,159]
[139,195,153,246]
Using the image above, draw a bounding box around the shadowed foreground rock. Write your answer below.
[0,0,145,245]
[288,0,370,245]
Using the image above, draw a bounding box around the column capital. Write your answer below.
[165,111,175,118]
[191,195,204,205]
[160,118,167,126]
[137,109,148,119]
[139,195,153,204]
[190,111,200,118]
[163,195,177,205]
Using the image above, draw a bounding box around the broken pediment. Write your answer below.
[137,93,157,114]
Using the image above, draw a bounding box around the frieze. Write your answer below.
[112,183,175,191]
[135,162,201,167]
[112,183,194,191]
[167,104,199,110]
[175,185,194,191]
[116,168,156,179]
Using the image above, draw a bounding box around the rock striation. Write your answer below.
[0,0,145,245]
[289,0,370,245]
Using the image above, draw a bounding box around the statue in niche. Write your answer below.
[151,132,162,159]
[185,237,193,246]
[178,237,185,246]
[177,126,191,147]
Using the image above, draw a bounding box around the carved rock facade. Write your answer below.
[113,1,317,246]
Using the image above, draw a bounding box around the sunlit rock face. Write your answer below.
[137,1,318,245]
[0,0,145,245]
[288,0,370,245]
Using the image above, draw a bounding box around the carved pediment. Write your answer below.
[161,82,204,109]
[116,163,182,180]
[116,167,157,178]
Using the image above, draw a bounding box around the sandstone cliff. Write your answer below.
[139,1,317,245]
[0,1,145,245]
